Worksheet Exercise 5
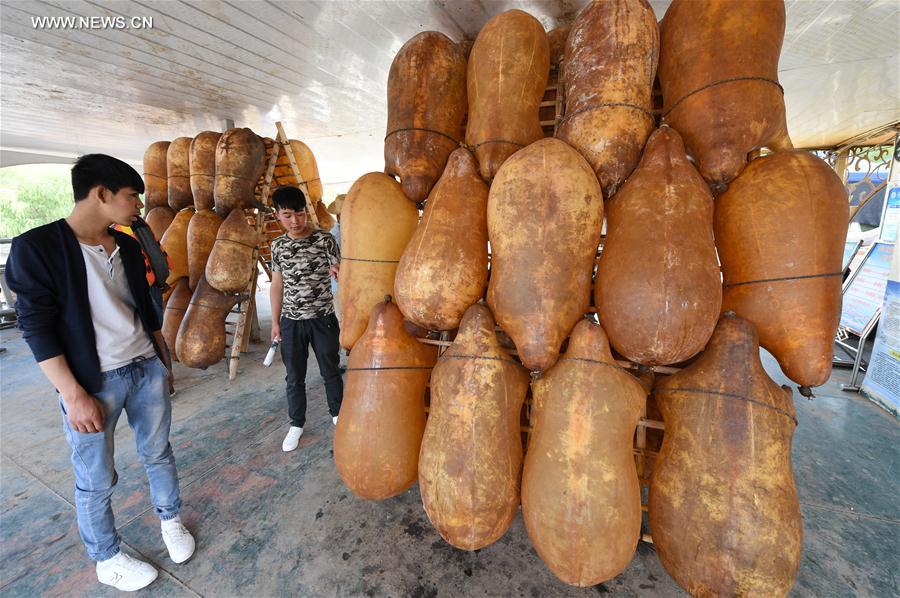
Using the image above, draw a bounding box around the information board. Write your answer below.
[840,242,895,335]
[861,279,900,416]
[879,184,900,243]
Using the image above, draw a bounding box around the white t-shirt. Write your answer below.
[80,242,155,371]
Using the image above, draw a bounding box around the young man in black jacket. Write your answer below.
[5,154,195,591]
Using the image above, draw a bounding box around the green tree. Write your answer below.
[0,164,74,238]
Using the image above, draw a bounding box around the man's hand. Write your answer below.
[272,321,282,343]
[330,264,340,279]
[64,387,106,433]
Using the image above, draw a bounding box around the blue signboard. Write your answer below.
[879,184,900,243]
[840,242,895,335]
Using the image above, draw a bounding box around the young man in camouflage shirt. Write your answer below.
[269,186,343,452]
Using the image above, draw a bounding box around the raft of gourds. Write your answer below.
[147,128,329,370]
[333,1,847,596]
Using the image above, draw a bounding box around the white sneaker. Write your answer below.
[332,416,338,426]
[161,516,195,564]
[282,426,303,451]
[96,551,158,592]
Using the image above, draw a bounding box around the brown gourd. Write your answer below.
[175,276,241,369]
[205,208,259,294]
[466,10,549,182]
[546,25,570,67]
[214,128,265,217]
[384,31,468,203]
[487,138,603,371]
[715,150,847,387]
[659,0,792,191]
[314,200,335,232]
[272,139,323,205]
[334,298,437,500]
[394,148,489,331]
[596,127,721,365]
[254,137,276,199]
[338,173,418,350]
[143,141,170,212]
[159,208,194,288]
[419,304,529,550]
[649,313,802,596]
[189,131,221,211]
[145,206,176,241]
[186,209,223,291]
[557,0,659,198]
[166,137,193,211]
[522,319,646,586]
[161,278,191,362]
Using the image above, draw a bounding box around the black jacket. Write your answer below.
[5,219,163,394]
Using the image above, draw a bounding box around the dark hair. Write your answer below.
[71,154,145,202]
[272,186,308,212]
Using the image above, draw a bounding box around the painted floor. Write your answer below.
[0,298,897,597]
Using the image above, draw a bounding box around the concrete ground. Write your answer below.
[0,286,898,597]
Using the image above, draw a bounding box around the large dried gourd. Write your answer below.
[649,313,802,596]
[715,151,847,387]
[214,128,265,217]
[189,131,221,211]
[175,276,241,369]
[186,209,222,290]
[273,139,323,205]
[394,148,488,331]
[334,298,437,500]
[419,304,529,550]
[167,137,193,211]
[522,319,645,586]
[161,278,191,362]
[143,141,170,211]
[384,31,468,203]
[314,200,335,232]
[254,137,276,200]
[487,138,603,371]
[659,0,792,191]
[206,208,259,294]
[145,206,175,241]
[546,25,570,67]
[596,127,720,365]
[159,208,194,288]
[557,0,659,198]
[466,10,549,182]
[338,173,418,350]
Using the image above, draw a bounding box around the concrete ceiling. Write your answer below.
[1,0,898,194]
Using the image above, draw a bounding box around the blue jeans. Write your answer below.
[59,356,181,561]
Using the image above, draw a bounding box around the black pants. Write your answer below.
[281,314,343,427]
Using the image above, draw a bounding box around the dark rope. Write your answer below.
[341,256,399,264]
[558,102,655,127]
[466,139,526,153]
[724,271,842,289]
[663,76,784,118]
[346,366,434,372]
[385,127,460,146]
[438,354,519,366]
[656,386,798,425]
[213,238,258,250]
[556,357,628,374]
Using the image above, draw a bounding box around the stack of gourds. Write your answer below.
[331,1,846,595]
[146,128,277,369]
